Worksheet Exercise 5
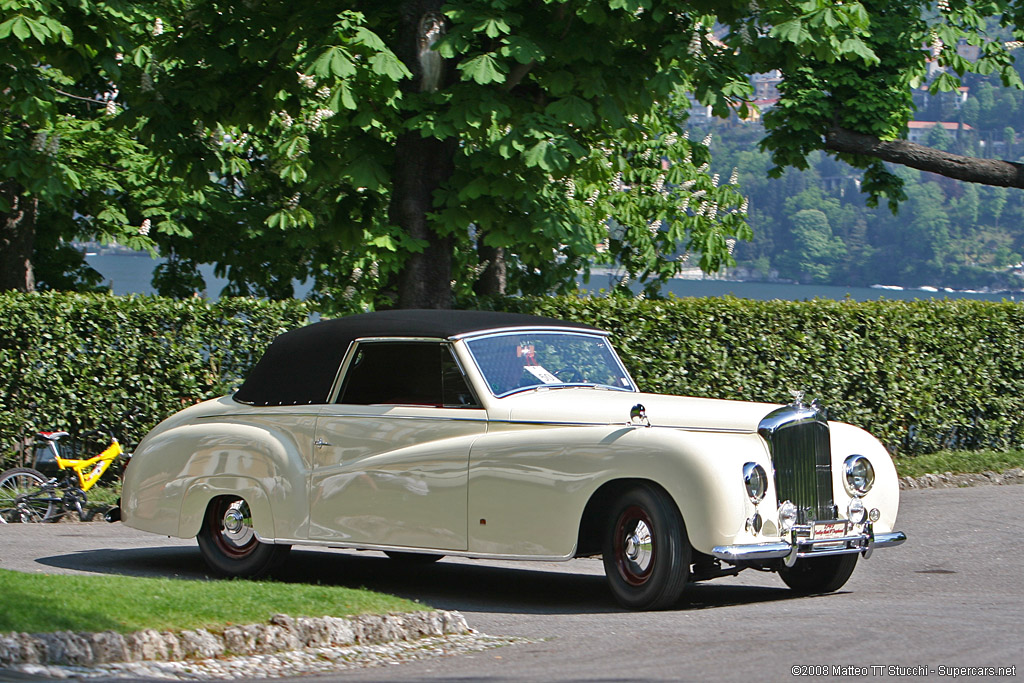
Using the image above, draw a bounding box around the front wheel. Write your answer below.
[196,496,291,577]
[602,484,690,610]
[0,467,57,523]
[778,553,858,594]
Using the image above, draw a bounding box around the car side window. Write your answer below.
[337,342,479,408]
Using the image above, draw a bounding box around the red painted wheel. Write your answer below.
[197,496,290,577]
[602,485,690,610]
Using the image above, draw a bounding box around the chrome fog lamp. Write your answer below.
[847,498,867,524]
[743,462,767,504]
[843,454,875,497]
[778,501,798,532]
[869,508,881,523]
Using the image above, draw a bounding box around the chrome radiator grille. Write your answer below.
[758,402,836,524]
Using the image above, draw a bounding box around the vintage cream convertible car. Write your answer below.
[122,310,906,609]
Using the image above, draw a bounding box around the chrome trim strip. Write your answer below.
[261,537,576,562]
[450,326,610,341]
[215,411,754,432]
[710,530,907,562]
[314,412,488,423]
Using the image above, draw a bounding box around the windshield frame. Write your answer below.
[461,329,638,398]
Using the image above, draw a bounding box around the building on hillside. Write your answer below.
[905,120,973,143]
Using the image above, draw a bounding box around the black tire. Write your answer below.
[196,496,291,577]
[779,553,858,594]
[0,467,57,523]
[602,484,690,610]
[384,551,444,563]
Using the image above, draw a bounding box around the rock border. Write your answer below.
[0,610,469,667]
[900,467,1024,490]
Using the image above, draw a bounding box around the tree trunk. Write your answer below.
[0,181,37,292]
[391,0,456,309]
[391,132,458,309]
[473,241,507,296]
[824,126,1024,188]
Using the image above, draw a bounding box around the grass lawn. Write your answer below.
[0,569,424,634]
[894,449,1024,478]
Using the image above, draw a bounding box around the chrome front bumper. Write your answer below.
[711,527,907,565]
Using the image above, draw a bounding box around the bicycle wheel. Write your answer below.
[0,467,58,523]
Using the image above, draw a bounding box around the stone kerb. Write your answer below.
[0,610,469,667]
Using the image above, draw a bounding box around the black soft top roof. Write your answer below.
[233,309,602,406]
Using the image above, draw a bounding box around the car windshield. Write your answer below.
[465,331,636,397]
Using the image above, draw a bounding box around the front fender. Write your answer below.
[467,424,769,557]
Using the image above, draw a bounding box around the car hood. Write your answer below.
[495,388,781,433]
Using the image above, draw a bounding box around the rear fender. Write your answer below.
[179,476,275,540]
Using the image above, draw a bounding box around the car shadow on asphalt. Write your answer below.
[35,545,799,615]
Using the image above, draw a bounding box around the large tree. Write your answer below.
[8,0,1024,305]
[123,1,762,308]
[755,0,1024,206]
[0,0,172,292]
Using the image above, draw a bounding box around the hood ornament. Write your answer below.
[629,403,650,427]
[789,389,825,416]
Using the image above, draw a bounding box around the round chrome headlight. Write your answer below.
[843,455,875,497]
[778,500,798,532]
[743,462,767,504]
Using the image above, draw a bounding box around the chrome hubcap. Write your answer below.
[221,501,255,547]
[624,520,653,573]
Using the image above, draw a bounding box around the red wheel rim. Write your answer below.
[613,504,656,586]
[210,499,258,558]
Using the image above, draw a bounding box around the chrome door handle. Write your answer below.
[314,438,331,449]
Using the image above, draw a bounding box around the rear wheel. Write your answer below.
[197,496,290,577]
[0,467,57,523]
[602,484,690,610]
[779,553,858,594]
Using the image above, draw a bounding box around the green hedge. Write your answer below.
[504,295,1024,456]
[0,292,313,467]
[3,292,1023,466]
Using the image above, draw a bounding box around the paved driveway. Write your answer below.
[1,485,1021,681]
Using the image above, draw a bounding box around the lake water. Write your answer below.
[85,252,1023,303]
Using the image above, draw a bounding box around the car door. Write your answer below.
[308,341,486,550]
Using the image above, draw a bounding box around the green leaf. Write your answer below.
[545,96,596,127]
[311,47,355,79]
[369,52,411,80]
[772,19,806,45]
[330,81,357,110]
[353,26,387,52]
[458,53,506,85]
[347,157,388,190]
[524,139,568,171]
[7,16,30,41]
[475,17,510,39]
[500,35,545,64]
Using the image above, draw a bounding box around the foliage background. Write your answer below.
[0,293,311,465]
[3,293,1024,467]
[708,124,1024,290]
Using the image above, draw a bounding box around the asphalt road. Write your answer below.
[1,485,1021,682]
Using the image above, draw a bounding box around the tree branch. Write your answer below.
[824,126,1024,189]
[503,60,535,92]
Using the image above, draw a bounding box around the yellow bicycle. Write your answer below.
[0,429,127,523]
